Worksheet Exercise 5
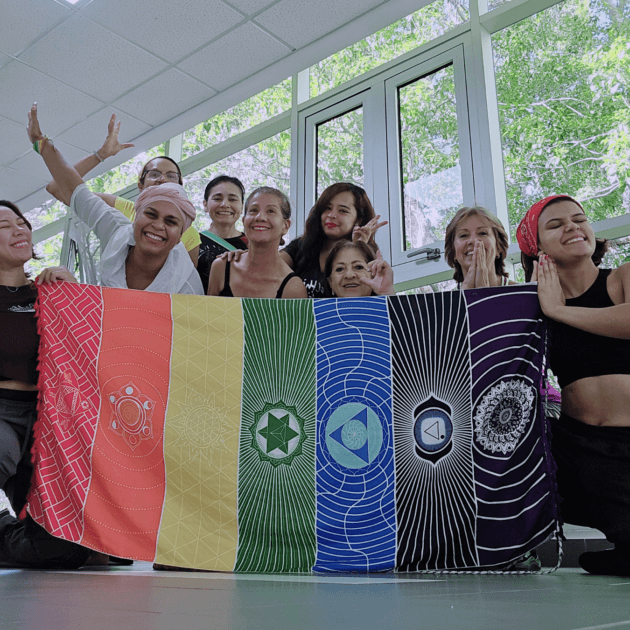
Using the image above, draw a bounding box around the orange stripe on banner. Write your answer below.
[80,288,172,560]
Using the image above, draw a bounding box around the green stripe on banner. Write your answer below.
[235,299,317,572]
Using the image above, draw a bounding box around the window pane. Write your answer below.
[184,130,291,234]
[316,107,364,195]
[87,145,167,195]
[24,199,66,231]
[182,79,292,160]
[492,0,630,235]
[399,65,462,249]
[310,0,469,98]
[27,233,64,277]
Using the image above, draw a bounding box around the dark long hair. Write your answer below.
[294,183,377,276]
[444,206,509,283]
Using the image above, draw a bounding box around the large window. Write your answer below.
[492,0,630,235]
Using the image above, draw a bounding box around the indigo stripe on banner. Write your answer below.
[313,297,395,573]
[235,299,317,573]
[464,285,555,567]
[388,293,477,571]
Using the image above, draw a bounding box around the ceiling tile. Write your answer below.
[57,107,151,153]
[11,141,89,183]
[0,167,48,202]
[226,0,278,14]
[0,116,31,166]
[178,22,290,91]
[18,14,167,102]
[81,0,244,63]
[0,0,70,56]
[0,52,11,71]
[256,0,384,48]
[0,61,103,134]
[111,68,216,127]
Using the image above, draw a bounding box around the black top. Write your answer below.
[283,238,327,298]
[550,268,630,388]
[218,261,301,299]
[197,232,248,294]
[0,284,39,385]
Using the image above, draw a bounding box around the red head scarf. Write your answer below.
[516,195,584,258]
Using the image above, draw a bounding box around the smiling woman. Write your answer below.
[27,104,203,295]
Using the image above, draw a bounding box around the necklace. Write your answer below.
[4,285,19,293]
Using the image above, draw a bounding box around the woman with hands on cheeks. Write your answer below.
[518,194,630,577]
[208,187,306,299]
[444,206,514,288]
[28,104,203,295]
[324,241,395,297]
[0,200,92,569]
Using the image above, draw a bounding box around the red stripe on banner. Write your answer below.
[28,283,104,542]
[80,288,172,560]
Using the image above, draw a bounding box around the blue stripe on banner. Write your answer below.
[464,285,556,567]
[313,297,395,573]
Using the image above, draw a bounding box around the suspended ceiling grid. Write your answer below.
[0,0,424,210]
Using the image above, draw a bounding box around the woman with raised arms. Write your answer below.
[46,115,201,265]
[518,194,630,577]
[207,187,306,299]
[28,104,203,295]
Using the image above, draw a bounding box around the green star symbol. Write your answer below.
[258,411,299,455]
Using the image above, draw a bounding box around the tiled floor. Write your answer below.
[2,562,630,630]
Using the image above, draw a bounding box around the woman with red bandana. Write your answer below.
[518,194,630,577]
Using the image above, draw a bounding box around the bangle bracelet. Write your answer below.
[93,150,105,163]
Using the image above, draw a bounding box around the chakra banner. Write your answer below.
[29,283,558,572]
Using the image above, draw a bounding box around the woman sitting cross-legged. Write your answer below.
[28,104,203,295]
[518,194,630,577]
[324,241,395,297]
[207,187,306,299]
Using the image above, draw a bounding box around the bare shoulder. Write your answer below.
[207,257,227,296]
[610,262,630,303]
[282,275,307,299]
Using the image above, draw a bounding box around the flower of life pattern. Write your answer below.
[235,299,317,573]
[29,283,104,542]
[464,286,557,568]
[313,298,395,573]
[388,292,477,571]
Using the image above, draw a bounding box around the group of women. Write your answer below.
[0,103,629,575]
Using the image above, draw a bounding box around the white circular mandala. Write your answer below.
[474,379,535,454]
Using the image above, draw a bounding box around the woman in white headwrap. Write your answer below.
[27,104,202,295]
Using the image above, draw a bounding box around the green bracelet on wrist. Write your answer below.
[33,136,54,154]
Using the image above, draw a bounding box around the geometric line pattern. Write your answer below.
[388,293,478,571]
[29,282,104,542]
[313,297,395,573]
[235,299,317,573]
[156,295,243,570]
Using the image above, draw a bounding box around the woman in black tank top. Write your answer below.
[517,194,630,577]
[207,187,306,299]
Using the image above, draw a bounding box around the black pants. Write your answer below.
[0,389,91,569]
[553,413,630,543]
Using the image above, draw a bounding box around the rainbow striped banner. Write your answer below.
[29,283,558,572]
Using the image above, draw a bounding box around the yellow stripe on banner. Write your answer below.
[156,296,244,570]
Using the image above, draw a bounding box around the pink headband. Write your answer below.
[516,195,583,257]
[135,183,196,231]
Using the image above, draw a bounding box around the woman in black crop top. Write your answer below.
[0,200,91,569]
[518,194,630,577]
[207,187,306,299]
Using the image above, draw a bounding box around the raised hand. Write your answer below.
[360,250,395,295]
[98,114,135,159]
[352,215,388,244]
[461,243,478,289]
[536,256,565,318]
[27,102,44,144]
[473,241,490,288]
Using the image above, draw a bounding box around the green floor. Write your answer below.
[2,563,629,630]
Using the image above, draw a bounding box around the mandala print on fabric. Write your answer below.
[108,381,156,450]
[250,401,306,467]
[52,369,90,432]
[474,379,535,454]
